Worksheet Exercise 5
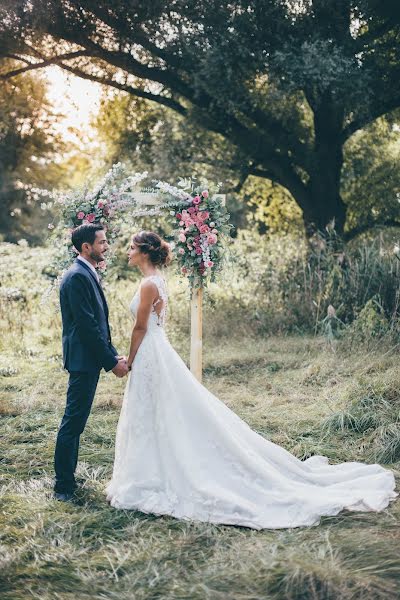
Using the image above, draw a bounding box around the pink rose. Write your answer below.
[199,224,210,234]
[195,247,202,255]
[176,212,182,220]
[206,260,214,268]
[212,228,218,234]
[192,196,201,205]
[86,213,96,223]
[179,220,185,226]
[188,207,196,215]
[181,210,189,217]
[207,233,218,245]
[178,248,185,254]
[97,260,107,271]
[77,211,85,220]
[97,200,105,208]
[178,233,186,242]
[181,266,188,274]
[201,190,209,198]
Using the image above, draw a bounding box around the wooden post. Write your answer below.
[190,286,203,382]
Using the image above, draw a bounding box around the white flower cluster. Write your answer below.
[156,180,192,201]
[199,237,211,271]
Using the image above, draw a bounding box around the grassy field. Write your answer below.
[1,333,399,600]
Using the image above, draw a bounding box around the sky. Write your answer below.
[45,65,102,143]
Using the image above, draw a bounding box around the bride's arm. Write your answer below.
[127,281,157,369]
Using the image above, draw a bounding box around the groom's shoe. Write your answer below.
[54,491,75,502]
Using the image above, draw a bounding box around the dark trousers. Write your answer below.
[54,370,100,493]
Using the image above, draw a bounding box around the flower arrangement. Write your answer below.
[156,179,233,288]
[38,164,148,279]
[37,165,232,291]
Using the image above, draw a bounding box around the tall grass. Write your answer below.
[227,229,400,336]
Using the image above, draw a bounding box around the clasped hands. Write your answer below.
[112,355,131,378]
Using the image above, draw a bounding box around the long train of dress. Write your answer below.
[106,275,397,529]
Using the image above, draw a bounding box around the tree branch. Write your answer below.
[342,94,400,142]
[73,1,186,71]
[0,47,187,115]
[58,62,187,115]
[0,50,92,80]
[344,218,400,242]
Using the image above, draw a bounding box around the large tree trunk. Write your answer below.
[302,171,347,239]
[300,94,347,238]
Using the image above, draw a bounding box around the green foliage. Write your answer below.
[93,92,400,240]
[92,92,249,233]
[225,229,400,337]
[342,115,400,235]
[0,61,65,243]
[348,296,390,344]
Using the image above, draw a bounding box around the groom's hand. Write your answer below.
[112,358,129,378]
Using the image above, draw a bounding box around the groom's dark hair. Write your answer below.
[72,223,104,252]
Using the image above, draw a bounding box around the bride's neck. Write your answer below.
[140,264,158,277]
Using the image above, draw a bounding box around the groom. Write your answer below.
[54,223,128,501]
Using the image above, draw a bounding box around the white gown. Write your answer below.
[106,274,397,529]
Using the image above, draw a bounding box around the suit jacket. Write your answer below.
[60,259,118,372]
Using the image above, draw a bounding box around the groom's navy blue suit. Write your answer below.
[54,258,118,493]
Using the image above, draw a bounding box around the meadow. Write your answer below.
[0,237,399,599]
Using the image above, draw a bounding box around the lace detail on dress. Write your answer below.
[145,274,168,328]
[129,274,168,330]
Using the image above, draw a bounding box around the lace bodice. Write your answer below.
[129,274,168,330]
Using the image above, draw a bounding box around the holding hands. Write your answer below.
[112,356,130,378]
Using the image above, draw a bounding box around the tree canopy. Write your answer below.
[1,0,399,237]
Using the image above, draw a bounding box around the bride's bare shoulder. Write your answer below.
[139,277,159,297]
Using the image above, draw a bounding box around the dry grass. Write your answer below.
[1,336,399,600]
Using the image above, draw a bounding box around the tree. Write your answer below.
[1,0,399,237]
[0,60,65,242]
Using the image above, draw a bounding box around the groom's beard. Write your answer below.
[89,250,105,264]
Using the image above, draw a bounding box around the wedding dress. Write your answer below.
[106,274,397,529]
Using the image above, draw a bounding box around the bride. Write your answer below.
[106,231,397,529]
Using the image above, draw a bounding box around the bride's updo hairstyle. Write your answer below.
[132,231,172,267]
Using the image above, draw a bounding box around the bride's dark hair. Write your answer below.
[132,231,172,267]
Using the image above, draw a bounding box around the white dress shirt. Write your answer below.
[76,256,100,282]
